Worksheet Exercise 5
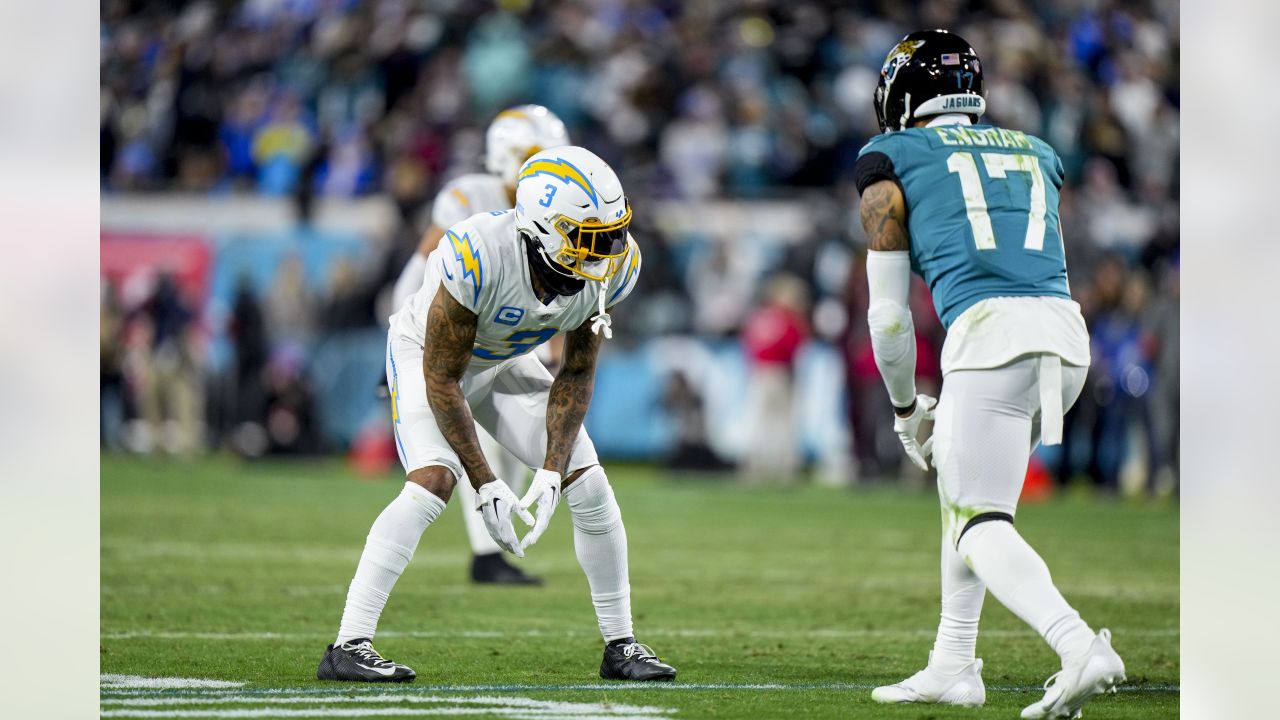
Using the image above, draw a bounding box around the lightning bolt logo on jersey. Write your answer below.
[445,230,484,306]
[390,209,643,366]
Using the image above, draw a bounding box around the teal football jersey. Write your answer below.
[856,123,1071,327]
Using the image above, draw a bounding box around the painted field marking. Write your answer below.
[102,711,666,719]
[101,694,670,713]
[99,682,1181,696]
[102,675,246,689]
[98,688,676,719]
[102,627,1179,641]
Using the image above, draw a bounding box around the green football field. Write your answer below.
[101,455,1179,719]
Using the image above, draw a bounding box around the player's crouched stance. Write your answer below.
[317,146,675,683]
[856,32,1123,718]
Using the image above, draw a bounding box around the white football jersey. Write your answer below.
[431,173,510,231]
[390,209,643,367]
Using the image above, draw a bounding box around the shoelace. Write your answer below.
[1035,668,1066,705]
[621,643,661,663]
[1041,671,1062,690]
[344,641,392,667]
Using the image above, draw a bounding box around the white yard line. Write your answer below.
[101,711,666,719]
[102,627,1179,641]
[102,676,246,689]
[101,694,668,713]
[99,692,675,719]
[98,682,1182,696]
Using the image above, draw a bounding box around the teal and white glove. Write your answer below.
[893,394,938,471]
[518,469,562,551]
[476,480,534,557]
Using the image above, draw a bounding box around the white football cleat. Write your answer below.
[871,654,986,707]
[1021,629,1126,719]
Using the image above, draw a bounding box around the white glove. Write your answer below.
[518,469,562,551]
[475,480,534,557]
[893,394,938,472]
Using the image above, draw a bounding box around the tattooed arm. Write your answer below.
[858,180,910,252]
[423,284,494,489]
[542,319,603,475]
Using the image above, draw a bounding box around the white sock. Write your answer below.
[959,520,1095,664]
[336,481,445,645]
[930,533,986,674]
[564,466,633,642]
[391,253,429,312]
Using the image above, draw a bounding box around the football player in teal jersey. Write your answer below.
[854,31,1125,718]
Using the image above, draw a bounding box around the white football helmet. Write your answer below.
[485,105,571,189]
[515,146,631,284]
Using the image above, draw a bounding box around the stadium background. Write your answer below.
[95,1,1181,716]
[100,0,1180,494]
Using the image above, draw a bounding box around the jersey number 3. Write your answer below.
[946,151,1047,252]
[472,327,558,361]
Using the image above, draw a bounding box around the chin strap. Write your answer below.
[590,280,613,339]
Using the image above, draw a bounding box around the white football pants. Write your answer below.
[386,335,598,495]
[925,353,1096,673]
[933,354,1088,531]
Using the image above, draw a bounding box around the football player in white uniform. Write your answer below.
[318,146,675,683]
[390,105,569,585]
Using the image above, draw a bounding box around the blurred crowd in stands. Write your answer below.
[101,0,1178,495]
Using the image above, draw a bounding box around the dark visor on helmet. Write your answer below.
[552,202,632,281]
[572,222,629,259]
[555,203,632,261]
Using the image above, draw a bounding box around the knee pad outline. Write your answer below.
[956,511,1014,549]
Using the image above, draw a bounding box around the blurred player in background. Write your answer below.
[318,146,676,683]
[391,105,568,585]
[854,31,1125,718]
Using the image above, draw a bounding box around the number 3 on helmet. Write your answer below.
[515,146,631,284]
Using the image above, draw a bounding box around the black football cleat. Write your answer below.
[471,552,543,585]
[316,638,415,682]
[600,639,677,681]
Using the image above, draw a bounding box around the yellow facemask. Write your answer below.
[550,203,632,281]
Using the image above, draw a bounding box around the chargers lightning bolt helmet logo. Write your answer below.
[485,105,571,188]
[518,158,600,208]
[514,146,631,284]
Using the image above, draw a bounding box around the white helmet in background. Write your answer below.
[485,105,571,189]
[515,146,631,288]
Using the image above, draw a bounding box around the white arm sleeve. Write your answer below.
[866,250,917,409]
